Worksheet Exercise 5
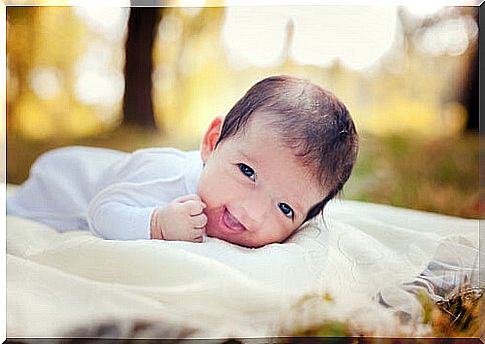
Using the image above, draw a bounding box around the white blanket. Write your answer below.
[6,185,480,338]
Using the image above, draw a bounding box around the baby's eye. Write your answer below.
[238,163,256,181]
[278,202,294,219]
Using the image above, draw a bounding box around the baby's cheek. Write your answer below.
[197,186,213,209]
[198,190,217,211]
[263,220,296,244]
[203,209,221,238]
[203,207,218,224]
[205,184,231,207]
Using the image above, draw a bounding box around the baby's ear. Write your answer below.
[200,116,223,162]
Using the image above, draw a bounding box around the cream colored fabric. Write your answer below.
[6,185,479,337]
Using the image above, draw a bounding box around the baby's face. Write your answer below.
[197,115,324,248]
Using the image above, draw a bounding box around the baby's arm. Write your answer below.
[150,194,207,242]
[87,184,207,242]
[87,148,206,241]
[87,183,157,240]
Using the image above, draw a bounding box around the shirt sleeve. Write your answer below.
[87,183,158,240]
[86,148,189,240]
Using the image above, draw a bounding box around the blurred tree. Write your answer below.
[151,7,227,139]
[122,6,162,129]
[398,7,479,134]
[463,43,477,132]
[462,8,478,132]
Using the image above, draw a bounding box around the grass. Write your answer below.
[343,132,481,219]
[287,286,483,338]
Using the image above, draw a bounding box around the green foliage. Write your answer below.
[344,133,480,218]
[288,286,483,338]
[293,321,351,337]
[416,290,435,325]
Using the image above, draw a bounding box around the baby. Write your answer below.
[7,75,358,248]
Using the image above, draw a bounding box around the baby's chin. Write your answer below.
[203,206,290,248]
[205,223,271,248]
[205,230,262,248]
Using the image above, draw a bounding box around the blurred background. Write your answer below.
[5,3,481,218]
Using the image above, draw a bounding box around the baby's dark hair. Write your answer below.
[216,75,359,223]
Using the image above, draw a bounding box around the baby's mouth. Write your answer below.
[222,207,247,233]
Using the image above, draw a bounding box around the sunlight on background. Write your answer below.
[221,7,289,68]
[290,7,397,70]
[406,5,449,17]
[7,7,129,139]
[29,67,62,99]
[72,6,129,42]
[6,5,478,141]
[222,6,397,71]
[221,6,476,69]
[68,0,130,6]
[72,7,128,125]
[73,41,124,106]
[413,16,477,56]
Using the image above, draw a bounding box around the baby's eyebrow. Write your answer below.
[236,149,255,163]
[289,189,321,221]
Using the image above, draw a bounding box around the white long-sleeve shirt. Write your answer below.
[7,146,203,240]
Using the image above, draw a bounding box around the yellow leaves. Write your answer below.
[365,97,441,137]
[13,93,55,140]
[33,7,87,67]
[12,92,105,140]
[8,7,87,69]
[63,105,106,138]
[322,292,334,302]
[442,101,467,135]
[8,6,124,141]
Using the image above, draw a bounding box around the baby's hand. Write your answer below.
[150,194,207,243]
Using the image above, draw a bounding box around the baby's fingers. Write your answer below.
[184,199,207,216]
[192,228,205,243]
[174,194,201,203]
[193,236,204,243]
[191,213,208,228]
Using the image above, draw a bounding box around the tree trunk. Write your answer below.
[464,48,478,132]
[463,7,479,132]
[122,7,161,128]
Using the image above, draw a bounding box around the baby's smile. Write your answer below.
[221,207,247,233]
[205,206,247,240]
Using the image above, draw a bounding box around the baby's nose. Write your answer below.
[240,191,271,228]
